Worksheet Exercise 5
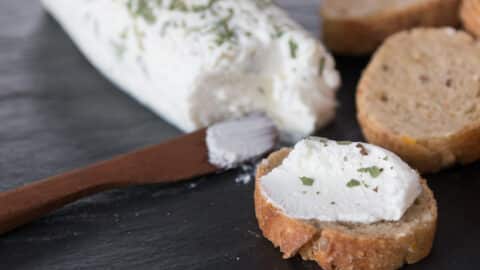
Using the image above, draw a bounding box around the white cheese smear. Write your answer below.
[42,0,340,140]
[260,138,422,223]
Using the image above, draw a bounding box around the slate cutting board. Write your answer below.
[0,0,479,269]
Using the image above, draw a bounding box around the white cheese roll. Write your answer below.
[42,0,340,139]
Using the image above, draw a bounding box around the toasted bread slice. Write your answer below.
[320,0,461,55]
[254,148,437,270]
[461,0,480,38]
[356,28,480,173]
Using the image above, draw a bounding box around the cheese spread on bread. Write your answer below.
[42,0,340,140]
[260,137,422,223]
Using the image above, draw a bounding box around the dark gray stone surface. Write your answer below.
[0,1,478,269]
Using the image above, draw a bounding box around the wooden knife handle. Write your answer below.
[0,167,120,235]
[0,129,217,235]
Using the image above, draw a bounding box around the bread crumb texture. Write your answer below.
[357,28,480,172]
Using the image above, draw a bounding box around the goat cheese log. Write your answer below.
[42,0,341,140]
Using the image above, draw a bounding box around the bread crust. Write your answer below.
[357,112,480,173]
[461,0,480,38]
[254,148,437,270]
[321,0,460,55]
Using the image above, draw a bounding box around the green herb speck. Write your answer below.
[273,25,284,38]
[357,166,384,178]
[214,9,235,46]
[192,0,218,12]
[318,57,325,76]
[169,0,188,11]
[336,141,352,145]
[307,136,328,146]
[300,176,314,186]
[347,179,361,188]
[383,156,388,161]
[127,0,157,24]
[289,39,298,58]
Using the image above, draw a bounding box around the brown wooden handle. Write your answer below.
[0,129,217,235]
[0,168,119,235]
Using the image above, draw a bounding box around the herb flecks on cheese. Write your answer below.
[289,39,298,58]
[260,138,422,223]
[48,0,340,138]
[121,0,292,51]
[318,57,326,76]
[127,0,158,24]
[300,176,314,186]
[213,9,235,46]
[347,179,361,188]
[358,166,384,178]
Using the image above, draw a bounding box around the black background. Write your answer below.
[0,1,479,269]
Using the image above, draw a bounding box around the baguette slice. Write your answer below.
[357,28,480,173]
[320,0,461,55]
[461,0,480,38]
[255,148,437,270]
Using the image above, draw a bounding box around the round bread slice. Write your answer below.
[254,148,437,270]
[461,0,480,38]
[357,28,480,173]
[320,0,460,55]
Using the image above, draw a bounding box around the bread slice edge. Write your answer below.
[320,0,460,54]
[461,0,480,38]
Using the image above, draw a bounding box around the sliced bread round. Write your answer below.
[320,0,461,55]
[461,0,480,38]
[357,28,480,173]
[254,148,437,270]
